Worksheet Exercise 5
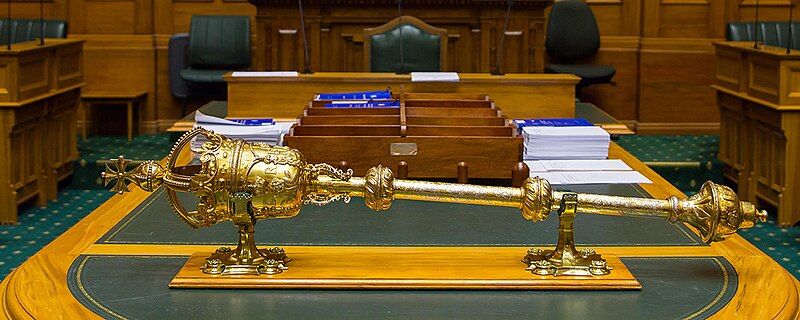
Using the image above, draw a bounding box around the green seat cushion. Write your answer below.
[546,63,616,85]
[179,69,229,84]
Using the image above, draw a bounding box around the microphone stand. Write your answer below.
[396,0,406,74]
[789,0,795,54]
[491,0,513,75]
[754,0,761,49]
[6,0,11,50]
[298,0,312,73]
[39,0,44,46]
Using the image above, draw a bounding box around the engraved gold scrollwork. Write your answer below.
[303,163,354,206]
[520,177,553,222]
[364,165,395,211]
[305,163,353,181]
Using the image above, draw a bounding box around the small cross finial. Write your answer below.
[102,156,133,194]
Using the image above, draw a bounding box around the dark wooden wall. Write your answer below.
[3,0,795,133]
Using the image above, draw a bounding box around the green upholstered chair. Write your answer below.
[545,0,615,91]
[364,15,447,73]
[726,22,800,50]
[0,19,67,45]
[180,15,250,85]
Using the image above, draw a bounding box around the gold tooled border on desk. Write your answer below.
[75,256,130,320]
[685,257,729,320]
[70,256,732,320]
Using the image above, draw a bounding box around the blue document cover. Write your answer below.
[316,90,392,100]
[514,118,593,133]
[324,100,400,108]
[229,118,275,126]
[514,118,593,127]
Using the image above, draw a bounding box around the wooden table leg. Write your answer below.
[127,101,133,141]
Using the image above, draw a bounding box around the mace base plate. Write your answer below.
[169,247,641,290]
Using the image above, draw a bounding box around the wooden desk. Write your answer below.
[1,143,797,318]
[575,102,634,136]
[0,39,84,224]
[81,90,147,141]
[712,41,800,227]
[225,73,579,120]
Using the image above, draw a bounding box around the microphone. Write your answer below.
[396,0,406,74]
[6,0,11,50]
[39,0,44,46]
[754,0,761,49]
[789,0,795,54]
[297,0,312,73]
[491,0,514,75]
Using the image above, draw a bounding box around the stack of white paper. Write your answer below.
[522,126,610,160]
[410,72,460,82]
[192,112,295,149]
[524,159,651,185]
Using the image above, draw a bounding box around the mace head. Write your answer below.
[671,181,767,243]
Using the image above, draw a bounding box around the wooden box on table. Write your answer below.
[284,93,522,180]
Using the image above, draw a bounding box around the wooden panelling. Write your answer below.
[637,38,720,130]
[74,35,156,132]
[7,0,800,133]
[581,36,640,121]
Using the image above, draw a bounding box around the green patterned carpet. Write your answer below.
[0,134,797,281]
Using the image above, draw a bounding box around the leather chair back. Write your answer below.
[188,15,250,69]
[364,15,447,72]
[169,33,191,99]
[727,22,757,41]
[0,19,67,44]
[726,22,800,49]
[546,0,601,62]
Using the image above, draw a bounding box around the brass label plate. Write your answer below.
[390,143,418,156]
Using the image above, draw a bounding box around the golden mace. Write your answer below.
[103,128,766,277]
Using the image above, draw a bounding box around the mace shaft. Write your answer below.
[313,176,675,219]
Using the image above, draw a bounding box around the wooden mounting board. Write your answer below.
[169,247,641,290]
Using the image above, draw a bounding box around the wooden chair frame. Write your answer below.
[363,15,448,72]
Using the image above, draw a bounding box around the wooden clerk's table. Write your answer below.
[1,144,797,318]
[225,72,580,120]
[0,39,84,224]
[713,42,800,227]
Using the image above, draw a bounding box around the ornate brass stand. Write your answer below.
[202,192,290,275]
[523,193,611,276]
[103,128,767,280]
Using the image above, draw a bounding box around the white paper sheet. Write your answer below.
[231,71,300,77]
[524,159,631,172]
[195,111,242,125]
[410,72,460,82]
[534,171,651,185]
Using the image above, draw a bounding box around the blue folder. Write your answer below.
[316,90,392,100]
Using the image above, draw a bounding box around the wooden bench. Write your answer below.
[81,90,147,141]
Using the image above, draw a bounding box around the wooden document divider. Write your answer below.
[284,93,524,181]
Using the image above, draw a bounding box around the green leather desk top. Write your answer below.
[68,255,736,320]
